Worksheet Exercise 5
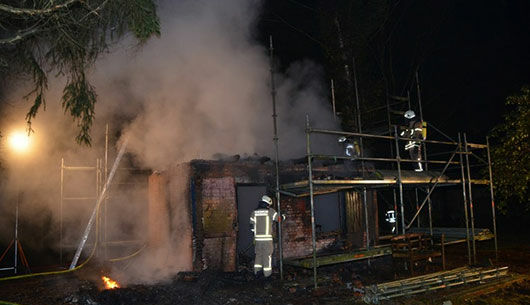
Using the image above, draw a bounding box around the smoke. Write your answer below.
[92,0,338,170]
[0,0,339,284]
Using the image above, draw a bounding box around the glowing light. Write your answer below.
[101,276,120,289]
[8,131,31,153]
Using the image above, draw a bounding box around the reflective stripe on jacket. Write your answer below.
[250,208,277,241]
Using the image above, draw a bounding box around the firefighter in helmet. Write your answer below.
[338,136,361,158]
[249,195,284,278]
[400,110,426,172]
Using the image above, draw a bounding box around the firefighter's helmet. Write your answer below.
[261,195,273,206]
[404,110,416,119]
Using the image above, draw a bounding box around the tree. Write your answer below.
[489,86,530,214]
[0,0,160,144]
[316,0,450,134]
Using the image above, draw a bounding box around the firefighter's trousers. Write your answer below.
[406,142,423,171]
[254,240,274,277]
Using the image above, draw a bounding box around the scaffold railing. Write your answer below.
[299,115,498,288]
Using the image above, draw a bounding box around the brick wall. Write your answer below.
[280,196,337,258]
[200,177,237,271]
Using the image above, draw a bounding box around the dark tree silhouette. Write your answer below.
[489,86,530,214]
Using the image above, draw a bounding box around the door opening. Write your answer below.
[236,185,267,266]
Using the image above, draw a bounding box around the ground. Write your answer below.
[0,234,529,305]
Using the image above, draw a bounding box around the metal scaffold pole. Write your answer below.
[352,56,365,176]
[393,190,398,234]
[306,116,318,288]
[458,133,472,265]
[415,188,420,228]
[393,126,405,234]
[463,133,477,264]
[416,71,433,238]
[104,124,109,260]
[14,193,19,274]
[269,36,283,279]
[363,187,370,249]
[331,79,336,119]
[427,186,433,239]
[60,158,64,265]
[96,158,100,257]
[486,136,498,260]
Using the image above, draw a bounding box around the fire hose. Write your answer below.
[108,243,147,262]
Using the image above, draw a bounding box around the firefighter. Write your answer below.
[338,136,361,158]
[249,195,284,278]
[400,110,426,172]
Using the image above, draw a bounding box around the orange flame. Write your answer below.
[101,276,120,289]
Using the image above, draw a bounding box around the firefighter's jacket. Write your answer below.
[250,208,282,242]
[400,121,427,150]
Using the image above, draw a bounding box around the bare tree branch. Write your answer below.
[0,0,80,16]
[0,28,39,45]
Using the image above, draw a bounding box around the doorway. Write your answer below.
[236,185,266,266]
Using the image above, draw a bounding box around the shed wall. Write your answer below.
[152,160,379,272]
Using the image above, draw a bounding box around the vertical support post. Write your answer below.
[415,188,420,228]
[104,124,109,259]
[415,71,424,121]
[486,136,498,261]
[95,158,100,257]
[416,70,433,238]
[427,188,433,239]
[60,158,64,265]
[393,126,405,234]
[386,94,394,157]
[331,79,336,119]
[441,234,446,270]
[305,116,318,288]
[269,36,283,279]
[463,133,477,264]
[458,133,472,265]
[392,189,398,234]
[352,56,365,176]
[363,187,370,249]
[14,192,19,274]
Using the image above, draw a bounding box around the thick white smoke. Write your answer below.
[93,0,338,170]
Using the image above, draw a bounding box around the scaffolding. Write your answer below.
[59,126,147,266]
[280,115,498,288]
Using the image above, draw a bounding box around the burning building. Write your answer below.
[147,157,379,272]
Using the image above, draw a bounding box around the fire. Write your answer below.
[101,276,120,289]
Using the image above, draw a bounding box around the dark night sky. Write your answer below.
[258,0,530,143]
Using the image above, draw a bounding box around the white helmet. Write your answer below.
[404,110,416,119]
[261,195,273,206]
